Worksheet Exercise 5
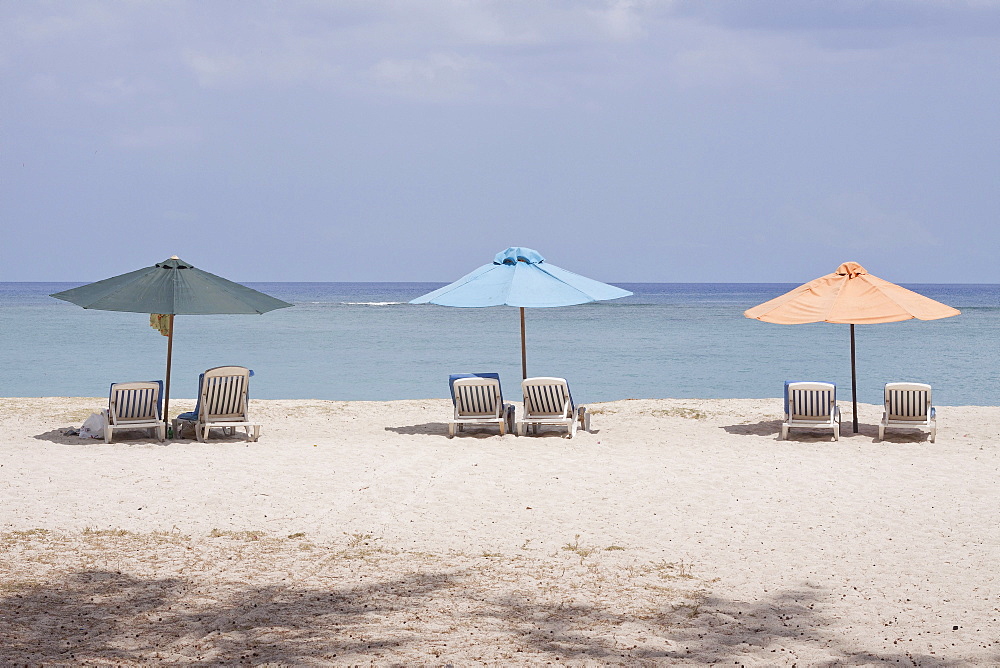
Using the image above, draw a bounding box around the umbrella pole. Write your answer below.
[164,315,175,425]
[850,324,858,434]
[520,307,527,380]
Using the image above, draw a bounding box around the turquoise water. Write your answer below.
[1,282,997,406]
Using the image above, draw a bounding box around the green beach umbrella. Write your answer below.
[51,256,292,420]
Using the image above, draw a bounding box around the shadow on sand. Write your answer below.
[31,428,169,446]
[721,419,933,444]
[31,427,256,446]
[385,423,587,439]
[0,567,976,665]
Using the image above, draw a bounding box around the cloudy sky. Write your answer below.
[2,1,998,282]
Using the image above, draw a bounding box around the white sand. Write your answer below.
[1,396,998,665]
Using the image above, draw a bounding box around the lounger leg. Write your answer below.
[930,425,936,443]
[499,421,506,436]
[877,424,884,442]
[833,424,839,442]
[251,426,260,442]
[448,423,455,438]
[568,420,576,438]
[518,422,525,436]
[102,410,112,444]
[780,424,788,440]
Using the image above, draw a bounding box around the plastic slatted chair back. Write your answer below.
[201,367,250,420]
[453,378,501,418]
[886,384,931,421]
[523,379,571,417]
[110,382,161,424]
[788,385,834,419]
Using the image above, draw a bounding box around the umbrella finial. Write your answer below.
[836,262,867,278]
[494,247,545,266]
[170,255,179,259]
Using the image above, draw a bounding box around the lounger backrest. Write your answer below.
[200,366,251,420]
[109,381,162,425]
[449,373,503,404]
[452,377,503,418]
[522,377,572,418]
[885,383,932,421]
[787,382,836,419]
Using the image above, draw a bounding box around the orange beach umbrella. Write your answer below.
[744,262,960,432]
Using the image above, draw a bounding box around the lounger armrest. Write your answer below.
[833,405,841,423]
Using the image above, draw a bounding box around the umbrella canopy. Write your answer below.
[50,256,291,315]
[51,257,292,423]
[412,247,632,308]
[744,262,960,432]
[744,261,960,325]
[410,247,632,378]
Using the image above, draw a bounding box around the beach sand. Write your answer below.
[1,396,998,665]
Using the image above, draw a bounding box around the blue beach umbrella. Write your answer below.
[410,247,632,378]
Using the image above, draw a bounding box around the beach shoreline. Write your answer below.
[1,396,998,664]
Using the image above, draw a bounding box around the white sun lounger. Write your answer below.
[103,381,166,444]
[172,366,261,442]
[878,382,936,442]
[781,381,841,441]
[519,377,591,438]
[448,375,514,437]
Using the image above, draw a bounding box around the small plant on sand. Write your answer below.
[9,529,50,539]
[562,534,597,562]
[287,532,306,539]
[647,559,695,579]
[604,544,626,551]
[651,407,707,420]
[209,529,265,541]
[345,532,376,548]
[671,601,703,617]
[82,527,133,537]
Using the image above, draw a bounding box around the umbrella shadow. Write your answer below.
[384,423,512,438]
[169,431,260,444]
[32,428,168,446]
[721,419,890,442]
[720,419,784,437]
[875,431,935,444]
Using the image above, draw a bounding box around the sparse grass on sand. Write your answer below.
[0,529,709,665]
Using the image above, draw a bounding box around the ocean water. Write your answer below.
[1,282,998,406]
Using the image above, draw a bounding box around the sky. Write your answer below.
[2,0,999,283]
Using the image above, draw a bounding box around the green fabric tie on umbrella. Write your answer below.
[51,257,292,422]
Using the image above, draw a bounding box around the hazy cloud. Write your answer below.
[2,1,999,281]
